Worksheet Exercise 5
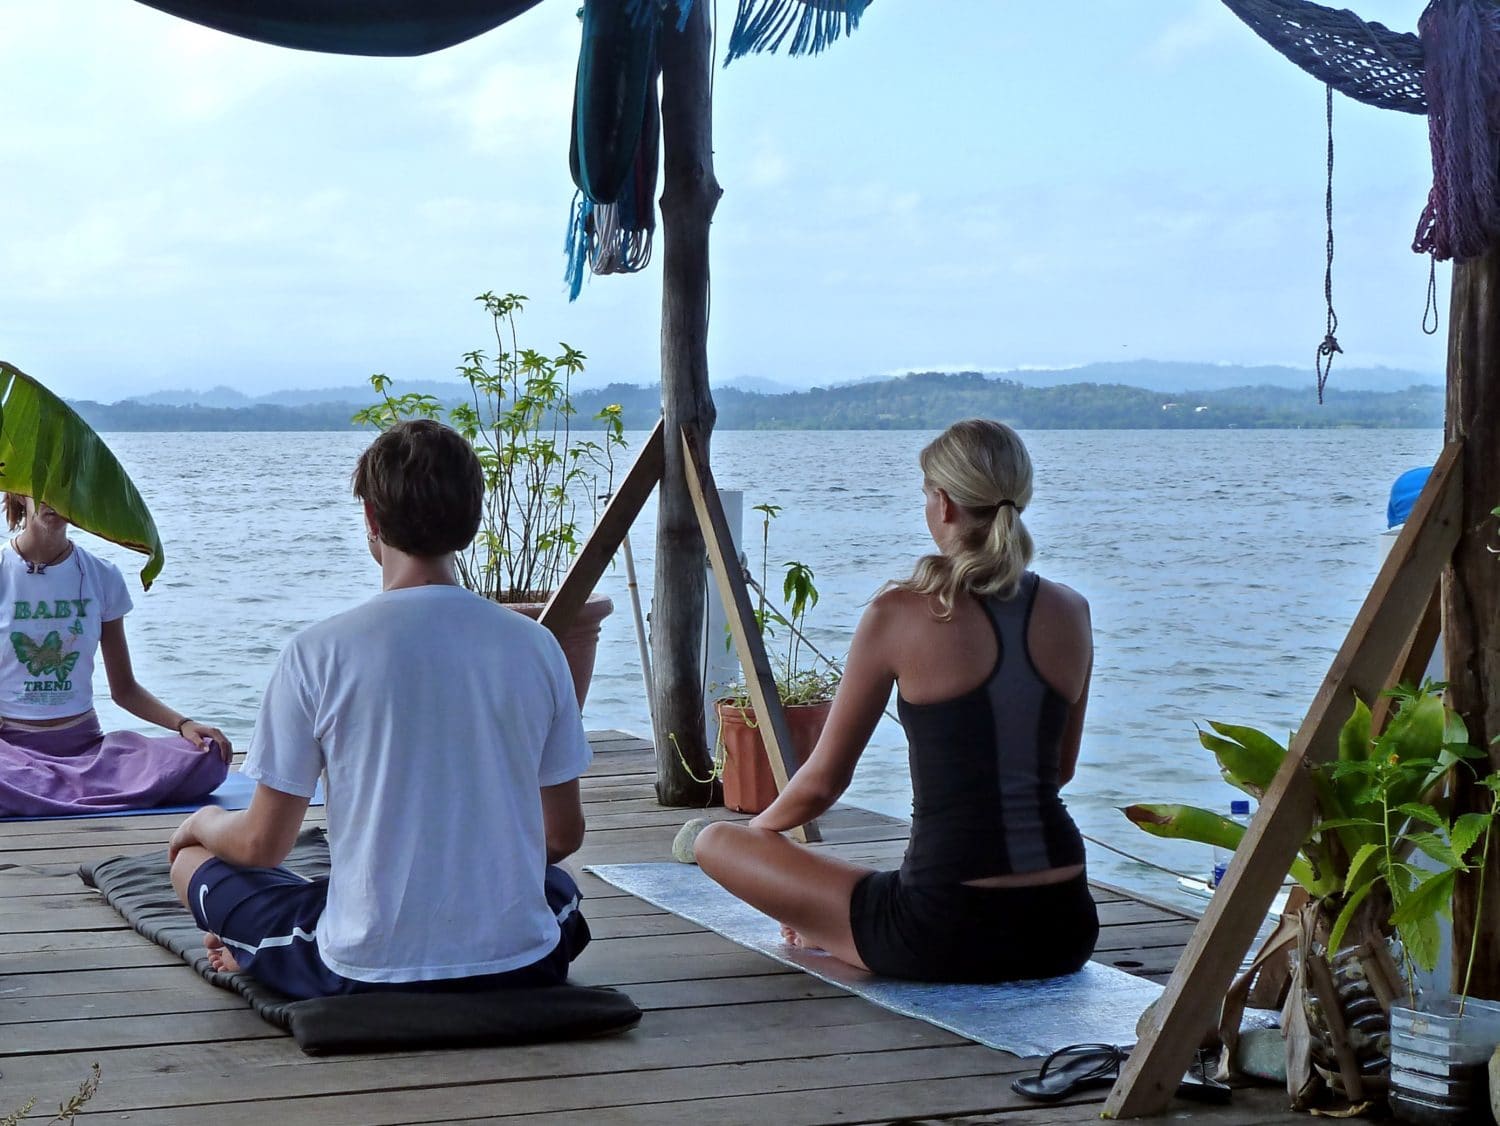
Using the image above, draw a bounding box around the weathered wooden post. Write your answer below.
[1444,250,1500,999]
[651,0,723,804]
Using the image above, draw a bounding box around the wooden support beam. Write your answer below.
[1105,440,1464,1118]
[651,0,722,807]
[679,425,820,844]
[1444,250,1500,999]
[540,419,665,635]
[1369,585,1442,733]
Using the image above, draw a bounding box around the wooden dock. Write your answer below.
[1,733,1312,1124]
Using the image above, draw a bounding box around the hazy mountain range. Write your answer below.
[121,360,1439,408]
[65,363,1444,433]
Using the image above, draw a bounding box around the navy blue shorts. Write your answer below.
[188,859,590,1000]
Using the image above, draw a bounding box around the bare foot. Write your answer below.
[780,923,823,951]
[204,933,242,974]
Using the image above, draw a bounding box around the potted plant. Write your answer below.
[354,291,626,707]
[1380,504,1500,1124]
[683,503,840,813]
[1124,681,1499,1115]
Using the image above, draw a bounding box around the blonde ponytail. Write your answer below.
[893,419,1035,619]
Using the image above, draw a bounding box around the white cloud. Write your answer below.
[151,21,302,123]
[746,146,790,188]
[408,13,578,156]
[1142,2,1238,68]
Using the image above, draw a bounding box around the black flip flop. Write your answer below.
[1010,1044,1232,1106]
[1011,1043,1126,1102]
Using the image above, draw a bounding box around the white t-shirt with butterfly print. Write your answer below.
[0,541,133,719]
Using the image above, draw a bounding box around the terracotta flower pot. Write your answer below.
[506,593,614,710]
[716,698,831,814]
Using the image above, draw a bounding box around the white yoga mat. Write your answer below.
[588,862,1164,1058]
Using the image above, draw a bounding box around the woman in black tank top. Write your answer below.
[695,419,1098,982]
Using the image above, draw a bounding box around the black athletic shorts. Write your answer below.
[848,869,1098,982]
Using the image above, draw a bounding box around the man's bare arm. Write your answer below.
[169,784,310,868]
[541,779,585,864]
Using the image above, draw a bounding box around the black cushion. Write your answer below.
[78,828,640,1054]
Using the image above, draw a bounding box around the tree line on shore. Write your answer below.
[71,371,1443,432]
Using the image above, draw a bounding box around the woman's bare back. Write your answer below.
[886,576,1092,709]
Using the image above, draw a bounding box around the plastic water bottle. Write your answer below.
[1210,799,1252,889]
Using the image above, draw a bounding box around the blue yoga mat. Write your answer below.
[0,771,325,823]
[588,862,1164,1058]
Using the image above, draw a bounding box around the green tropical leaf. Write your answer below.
[1395,803,1446,830]
[1199,723,1284,798]
[1384,690,1447,764]
[1392,869,1456,937]
[1342,841,1383,897]
[0,362,163,588]
[1406,831,1461,869]
[1444,707,1471,749]
[1329,695,1393,834]
[1120,803,1324,894]
[1450,812,1494,863]
[1314,817,1383,833]
[1328,878,1379,956]
[1338,695,1373,764]
[1400,912,1443,974]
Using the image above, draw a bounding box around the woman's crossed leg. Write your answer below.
[693,820,875,971]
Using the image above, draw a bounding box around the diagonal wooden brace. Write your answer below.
[540,419,665,635]
[679,425,820,844]
[1104,441,1463,1118]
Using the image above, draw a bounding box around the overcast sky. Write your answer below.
[0,1,1449,400]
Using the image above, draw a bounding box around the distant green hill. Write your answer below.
[73,371,1443,432]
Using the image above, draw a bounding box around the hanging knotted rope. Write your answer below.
[1422,255,1441,335]
[1411,0,1500,262]
[1316,84,1341,404]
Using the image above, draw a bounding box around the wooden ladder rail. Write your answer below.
[680,425,821,844]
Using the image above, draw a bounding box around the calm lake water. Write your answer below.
[81,428,1442,911]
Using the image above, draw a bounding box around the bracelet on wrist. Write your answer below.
[175,717,192,735]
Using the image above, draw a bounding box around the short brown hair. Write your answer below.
[3,494,24,531]
[352,420,483,557]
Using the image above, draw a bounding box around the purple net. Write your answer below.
[1411,0,1500,262]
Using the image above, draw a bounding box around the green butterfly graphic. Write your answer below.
[10,631,81,679]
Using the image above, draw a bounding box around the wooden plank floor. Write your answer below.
[0,732,1312,1124]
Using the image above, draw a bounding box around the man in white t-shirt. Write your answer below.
[167,420,593,998]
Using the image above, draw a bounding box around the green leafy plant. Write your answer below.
[719,501,840,708]
[1320,693,1496,1000]
[1124,681,1498,1002]
[354,292,626,602]
[674,504,841,788]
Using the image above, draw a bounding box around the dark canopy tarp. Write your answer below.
[132,0,544,57]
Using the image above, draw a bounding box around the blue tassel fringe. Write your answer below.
[563,191,593,302]
[725,0,870,64]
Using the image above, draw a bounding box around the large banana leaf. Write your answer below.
[0,362,163,588]
[1198,720,1286,798]
[1121,802,1331,895]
